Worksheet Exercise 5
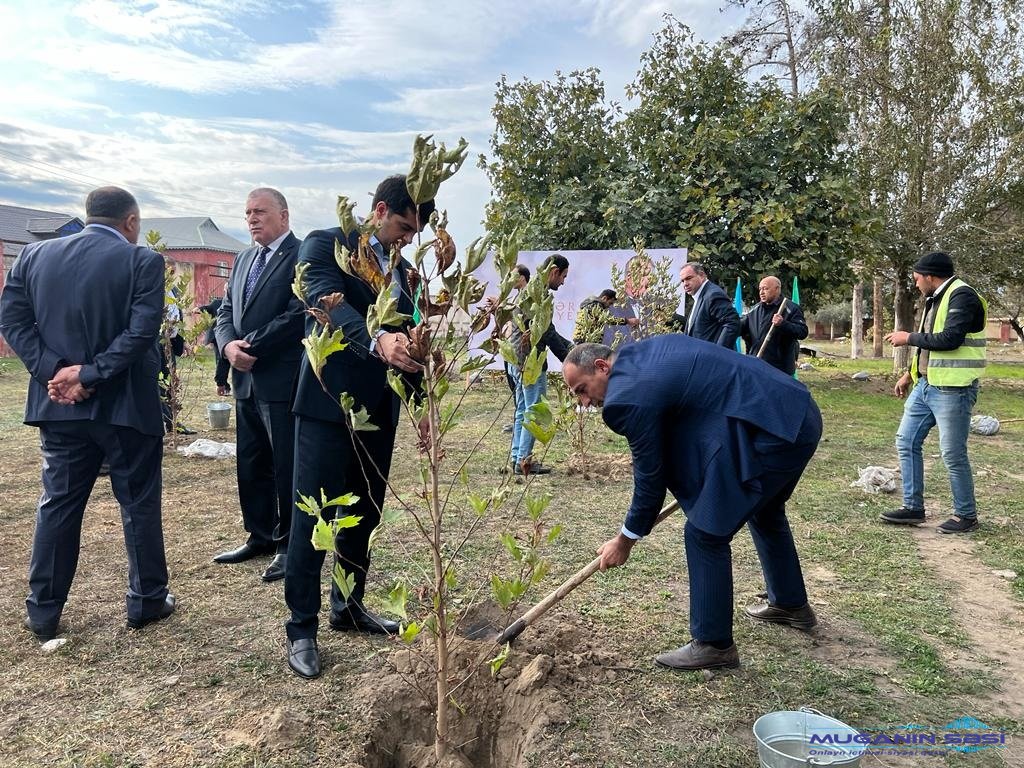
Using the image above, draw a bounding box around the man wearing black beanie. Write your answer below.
[881,251,988,534]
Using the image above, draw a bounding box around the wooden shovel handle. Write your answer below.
[496,500,681,644]
[756,297,789,359]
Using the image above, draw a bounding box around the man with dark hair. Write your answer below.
[284,174,432,679]
[505,254,573,476]
[214,188,305,582]
[673,263,740,349]
[563,338,821,670]
[882,251,987,534]
[740,276,808,375]
[572,288,638,344]
[0,186,174,642]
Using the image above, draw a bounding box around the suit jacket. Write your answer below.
[199,296,223,346]
[676,281,740,348]
[215,232,305,402]
[290,227,420,424]
[740,300,808,375]
[602,335,814,537]
[0,225,165,436]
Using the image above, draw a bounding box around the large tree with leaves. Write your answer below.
[805,0,1024,367]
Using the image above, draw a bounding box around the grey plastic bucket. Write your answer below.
[754,708,865,767]
[207,402,231,429]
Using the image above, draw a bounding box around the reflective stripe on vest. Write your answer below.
[912,279,987,386]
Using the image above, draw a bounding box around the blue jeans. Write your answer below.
[509,365,546,465]
[895,378,979,517]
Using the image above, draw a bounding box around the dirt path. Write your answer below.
[912,526,1024,722]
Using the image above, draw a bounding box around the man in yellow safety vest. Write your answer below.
[881,251,987,534]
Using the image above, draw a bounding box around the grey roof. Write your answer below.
[140,217,248,253]
[26,217,80,234]
[0,203,81,257]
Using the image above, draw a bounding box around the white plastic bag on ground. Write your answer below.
[850,466,897,494]
[176,439,236,459]
[970,415,1000,435]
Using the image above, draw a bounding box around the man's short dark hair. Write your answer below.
[373,174,436,224]
[565,343,612,373]
[599,289,617,301]
[684,262,707,277]
[541,253,569,272]
[515,263,531,281]
[85,186,138,222]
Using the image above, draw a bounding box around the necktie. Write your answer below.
[244,246,269,306]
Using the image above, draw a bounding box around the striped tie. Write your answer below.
[243,246,269,306]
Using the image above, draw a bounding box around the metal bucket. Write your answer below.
[754,707,865,767]
[207,402,231,429]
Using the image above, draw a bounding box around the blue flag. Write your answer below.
[733,278,743,353]
[791,276,800,378]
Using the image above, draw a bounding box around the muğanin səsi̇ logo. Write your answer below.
[808,716,1008,755]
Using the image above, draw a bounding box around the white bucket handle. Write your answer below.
[800,707,848,767]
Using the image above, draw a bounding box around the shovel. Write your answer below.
[495,499,681,644]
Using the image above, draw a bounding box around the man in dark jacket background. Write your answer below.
[673,263,740,348]
[740,275,808,375]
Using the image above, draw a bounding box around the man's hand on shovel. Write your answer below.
[596,533,637,570]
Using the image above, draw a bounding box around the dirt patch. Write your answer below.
[912,527,1024,720]
[563,452,633,481]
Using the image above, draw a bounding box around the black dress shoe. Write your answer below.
[329,604,400,635]
[287,638,321,679]
[655,641,740,670]
[213,541,274,564]
[24,617,59,643]
[261,553,287,582]
[127,594,176,630]
[745,601,817,630]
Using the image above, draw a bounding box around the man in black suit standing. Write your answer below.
[197,295,230,395]
[284,175,432,679]
[214,188,304,583]
[740,275,808,375]
[674,262,740,348]
[0,186,175,642]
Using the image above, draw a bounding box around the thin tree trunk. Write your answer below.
[851,281,864,358]
[872,276,884,357]
[893,280,916,373]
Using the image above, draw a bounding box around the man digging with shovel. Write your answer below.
[562,338,822,670]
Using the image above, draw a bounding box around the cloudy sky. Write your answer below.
[0,1,744,250]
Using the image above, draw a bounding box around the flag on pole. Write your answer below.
[412,284,422,324]
[791,276,800,378]
[733,278,743,353]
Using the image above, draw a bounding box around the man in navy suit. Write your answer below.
[284,175,432,679]
[214,188,304,583]
[563,337,821,670]
[0,186,175,642]
[673,262,740,348]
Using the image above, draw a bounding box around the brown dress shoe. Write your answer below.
[745,601,817,630]
[654,640,740,670]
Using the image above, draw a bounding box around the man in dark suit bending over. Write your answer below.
[674,262,740,348]
[285,175,431,679]
[214,188,304,582]
[0,186,174,642]
[563,338,821,670]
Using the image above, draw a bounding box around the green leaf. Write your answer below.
[387,369,407,401]
[302,325,347,383]
[339,395,380,432]
[524,399,557,444]
[488,643,511,676]
[525,493,551,521]
[381,583,409,620]
[463,235,490,274]
[491,575,513,611]
[295,492,321,518]
[500,532,523,561]
[322,493,359,510]
[521,348,545,387]
[333,514,362,530]
[546,523,563,544]
[336,195,358,236]
[291,261,309,303]
[531,560,550,585]
[332,564,356,600]
[459,355,490,374]
[498,339,520,367]
[399,621,422,644]
[468,492,489,516]
[311,518,336,552]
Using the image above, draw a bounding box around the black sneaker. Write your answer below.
[880,507,926,525]
[937,516,978,534]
